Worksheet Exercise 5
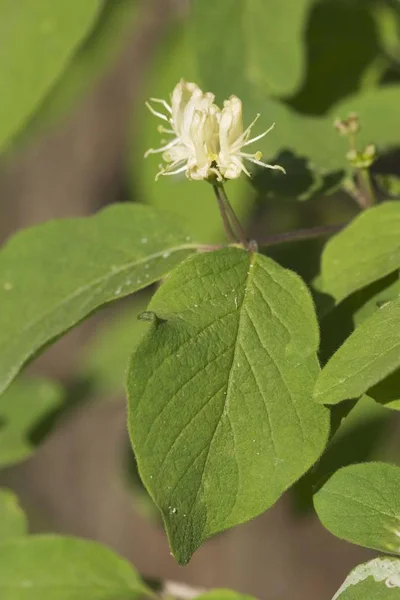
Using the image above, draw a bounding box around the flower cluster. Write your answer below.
[145,80,285,182]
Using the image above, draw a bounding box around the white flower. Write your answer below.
[145,80,284,181]
[218,95,285,179]
[145,80,220,181]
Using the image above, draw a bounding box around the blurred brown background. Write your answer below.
[0,1,397,598]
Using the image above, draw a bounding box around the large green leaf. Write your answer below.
[332,557,400,599]
[131,25,251,244]
[17,0,141,144]
[314,296,400,405]
[314,462,400,555]
[0,379,63,468]
[319,202,400,303]
[0,489,27,541]
[191,0,312,98]
[0,535,149,600]
[0,0,101,151]
[127,247,329,564]
[0,204,193,396]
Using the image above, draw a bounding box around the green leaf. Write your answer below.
[0,0,102,151]
[319,202,400,303]
[191,0,312,98]
[332,557,400,599]
[369,368,400,411]
[196,591,257,600]
[17,0,141,144]
[0,535,150,600]
[0,489,27,541]
[314,296,400,405]
[127,247,329,564]
[0,379,63,468]
[0,204,193,396]
[314,395,391,481]
[314,462,400,555]
[81,295,149,395]
[131,25,251,244]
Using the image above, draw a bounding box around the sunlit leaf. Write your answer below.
[128,247,329,563]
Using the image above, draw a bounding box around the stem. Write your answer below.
[355,168,375,208]
[212,183,248,248]
[256,223,346,247]
[213,185,237,244]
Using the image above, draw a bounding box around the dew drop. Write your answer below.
[115,287,122,296]
[162,251,170,259]
[141,237,148,244]
[3,282,13,291]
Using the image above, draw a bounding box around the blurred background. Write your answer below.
[0,0,400,598]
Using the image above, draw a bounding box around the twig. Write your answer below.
[256,222,346,247]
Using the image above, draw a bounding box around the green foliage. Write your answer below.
[192,0,313,99]
[332,557,400,599]
[0,536,150,600]
[128,248,329,563]
[314,462,400,555]
[319,202,400,302]
[0,489,27,541]
[289,0,382,115]
[0,378,63,468]
[0,0,102,152]
[0,204,193,396]
[314,296,400,406]
[17,0,141,143]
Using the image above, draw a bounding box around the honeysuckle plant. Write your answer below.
[1,1,400,600]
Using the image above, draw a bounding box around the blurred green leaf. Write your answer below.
[128,248,329,564]
[0,535,150,600]
[319,202,400,303]
[131,24,252,244]
[17,0,141,143]
[331,557,400,599]
[316,395,391,481]
[289,0,381,115]
[81,295,149,395]
[191,0,313,99]
[0,204,193,396]
[314,462,400,555]
[0,489,27,541]
[314,296,400,406]
[0,0,102,151]
[0,379,63,468]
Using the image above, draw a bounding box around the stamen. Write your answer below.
[144,137,179,158]
[145,102,170,123]
[242,123,275,148]
[245,157,286,173]
[161,164,188,177]
[149,97,172,114]
[157,125,175,134]
[234,114,260,145]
